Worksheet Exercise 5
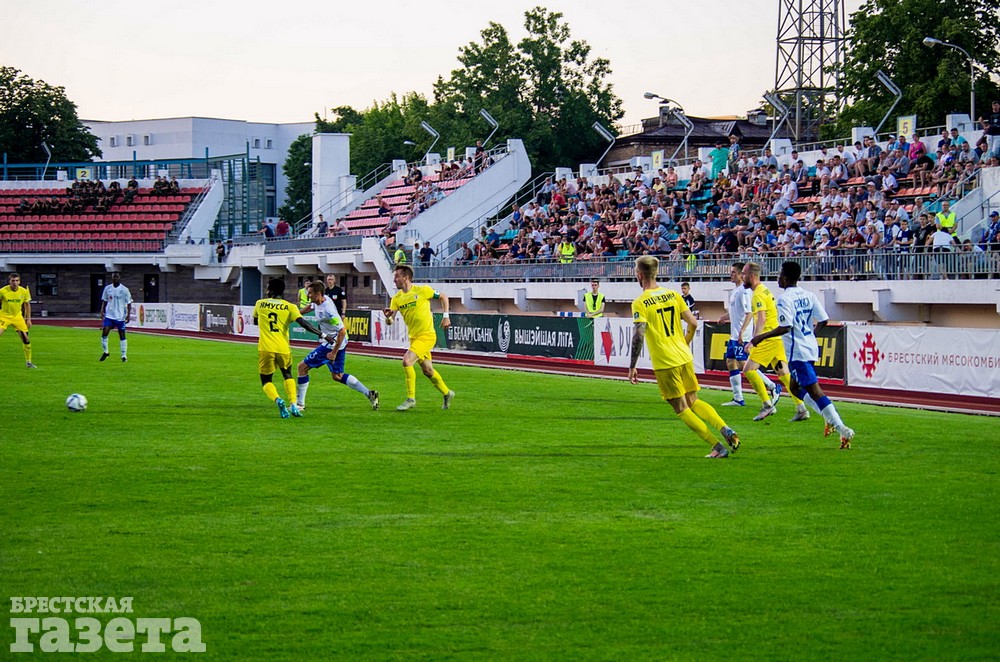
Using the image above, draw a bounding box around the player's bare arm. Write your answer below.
[628,322,646,384]
[23,300,31,329]
[295,317,334,344]
[751,325,790,347]
[438,293,451,329]
[682,310,698,345]
[382,309,394,325]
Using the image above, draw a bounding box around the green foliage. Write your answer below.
[0,66,101,163]
[4,326,1000,658]
[826,0,1000,138]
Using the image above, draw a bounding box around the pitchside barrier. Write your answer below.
[127,304,1000,398]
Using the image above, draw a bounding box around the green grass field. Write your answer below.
[3,326,999,659]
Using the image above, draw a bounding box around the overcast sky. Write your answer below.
[2,0,864,129]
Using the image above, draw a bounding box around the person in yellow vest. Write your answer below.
[558,235,576,264]
[393,245,407,265]
[935,200,957,236]
[297,277,313,308]
[584,279,605,318]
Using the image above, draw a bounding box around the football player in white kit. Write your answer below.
[749,261,854,449]
[718,262,779,407]
[295,281,379,411]
[99,272,133,362]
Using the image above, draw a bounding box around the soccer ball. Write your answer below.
[66,393,88,412]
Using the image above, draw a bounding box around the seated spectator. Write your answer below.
[258,220,276,239]
[169,176,181,194]
[456,242,475,264]
[331,218,349,236]
[127,176,139,190]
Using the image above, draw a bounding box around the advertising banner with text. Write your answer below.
[130,303,171,330]
[201,304,234,334]
[847,326,1000,398]
[171,303,200,332]
[438,314,594,361]
[702,322,846,380]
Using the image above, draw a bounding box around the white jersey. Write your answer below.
[728,285,753,342]
[776,286,829,363]
[312,296,348,352]
[101,284,133,321]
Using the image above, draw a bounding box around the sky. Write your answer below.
[2,0,864,131]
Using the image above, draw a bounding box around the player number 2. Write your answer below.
[267,312,280,333]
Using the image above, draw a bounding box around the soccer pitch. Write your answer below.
[4,326,999,659]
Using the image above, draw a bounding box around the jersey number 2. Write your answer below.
[267,312,280,333]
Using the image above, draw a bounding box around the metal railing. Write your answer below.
[413,249,999,283]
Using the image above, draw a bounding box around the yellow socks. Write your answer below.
[283,378,297,403]
[745,369,770,405]
[429,370,449,395]
[690,399,726,431]
[778,373,803,405]
[678,408,717,446]
[262,382,279,402]
[404,365,416,399]
[23,342,31,363]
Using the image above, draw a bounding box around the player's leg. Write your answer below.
[724,347,746,405]
[259,352,288,418]
[100,323,111,361]
[296,346,328,409]
[397,348,419,410]
[16,323,33,368]
[743,356,774,416]
[659,367,724,456]
[798,365,853,448]
[775,360,809,420]
[117,323,127,361]
[329,349,379,409]
[278,358,301,417]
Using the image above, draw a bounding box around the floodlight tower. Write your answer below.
[773,0,846,141]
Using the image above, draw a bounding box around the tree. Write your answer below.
[825,0,1000,138]
[434,7,623,172]
[0,66,101,163]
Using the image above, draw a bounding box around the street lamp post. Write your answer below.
[923,37,975,121]
[644,92,690,161]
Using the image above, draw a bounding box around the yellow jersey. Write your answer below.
[253,298,302,353]
[751,283,784,351]
[0,285,31,318]
[631,286,692,369]
[390,284,438,339]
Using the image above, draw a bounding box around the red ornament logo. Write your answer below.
[853,332,883,379]
[600,320,614,362]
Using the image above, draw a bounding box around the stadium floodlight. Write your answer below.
[479,109,499,147]
[419,121,440,162]
[41,141,52,180]
[591,122,616,166]
[763,92,791,150]
[873,70,904,136]
[644,92,684,113]
[922,36,975,120]
[402,140,416,146]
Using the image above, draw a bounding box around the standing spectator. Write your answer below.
[298,277,313,308]
[314,214,329,237]
[216,241,227,263]
[709,140,729,179]
[584,279,605,318]
[275,218,291,238]
[419,241,435,266]
[981,100,1000,164]
[935,200,958,236]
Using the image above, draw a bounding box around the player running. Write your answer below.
[629,256,740,458]
[383,264,454,411]
[253,278,336,418]
[99,272,133,362]
[0,273,36,368]
[718,261,780,407]
[295,281,379,411]
[749,261,855,449]
[741,262,809,422]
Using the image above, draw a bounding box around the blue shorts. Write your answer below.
[724,339,749,362]
[788,360,819,388]
[103,318,127,332]
[303,345,346,374]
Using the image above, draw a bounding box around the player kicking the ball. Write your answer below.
[749,261,855,449]
[295,281,379,411]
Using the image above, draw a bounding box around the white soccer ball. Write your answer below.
[66,393,88,412]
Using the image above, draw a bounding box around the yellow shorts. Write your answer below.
[749,339,787,370]
[0,314,28,334]
[258,351,292,375]
[408,333,437,362]
[654,362,700,401]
